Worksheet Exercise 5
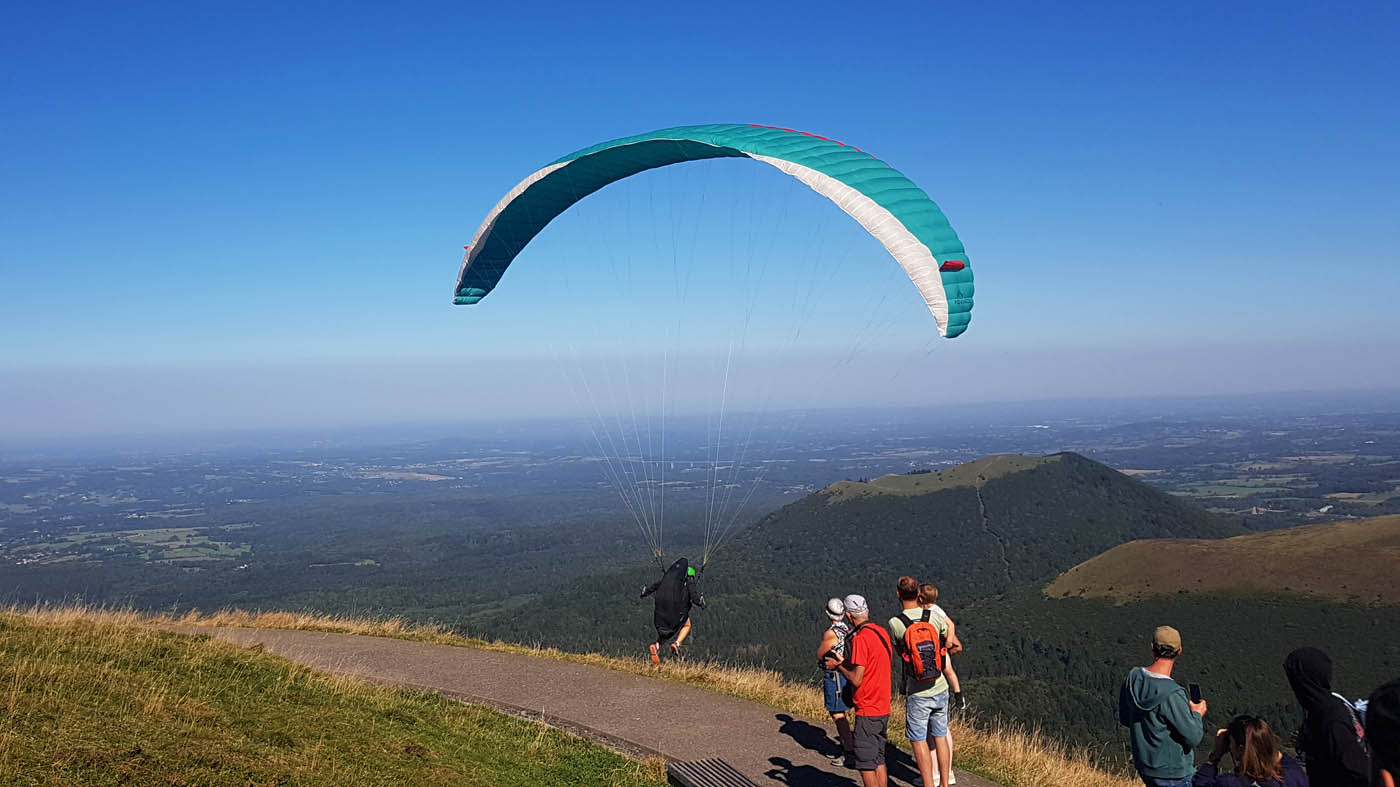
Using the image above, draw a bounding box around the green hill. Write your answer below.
[0,608,664,787]
[948,514,1400,754]
[1045,514,1400,605]
[475,451,1241,676]
[715,451,1242,602]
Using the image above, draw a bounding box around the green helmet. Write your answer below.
[687,566,696,577]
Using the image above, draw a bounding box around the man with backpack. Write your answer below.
[820,594,892,787]
[640,557,705,664]
[889,576,954,787]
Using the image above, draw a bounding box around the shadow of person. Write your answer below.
[884,740,921,786]
[775,712,843,757]
[764,756,856,786]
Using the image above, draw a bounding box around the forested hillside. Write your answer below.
[477,452,1240,653]
[472,452,1273,764]
[716,452,1241,603]
[957,589,1400,756]
[469,454,1400,763]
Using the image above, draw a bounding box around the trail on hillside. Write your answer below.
[975,483,1014,585]
[172,626,1000,787]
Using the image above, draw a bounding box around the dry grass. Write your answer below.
[13,603,1135,787]
[1046,514,1400,605]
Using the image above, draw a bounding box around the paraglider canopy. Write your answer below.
[453,123,974,338]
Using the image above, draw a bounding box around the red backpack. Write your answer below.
[901,608,947,682]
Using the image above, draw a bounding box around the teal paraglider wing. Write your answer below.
[454,123,974,338]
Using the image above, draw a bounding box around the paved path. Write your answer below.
[177,627,995,787]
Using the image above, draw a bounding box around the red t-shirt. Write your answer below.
[848,623,893,717]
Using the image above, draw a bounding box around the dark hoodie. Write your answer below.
[1120,666,1205,779]
[641,557,704,636]
[1282,647,1369,787]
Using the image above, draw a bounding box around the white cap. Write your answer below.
[825,597,845,620]
[842,594,869,616]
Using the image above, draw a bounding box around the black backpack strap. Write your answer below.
[921,608,931,623]
[853,621,891,658]
[845,622,887,668]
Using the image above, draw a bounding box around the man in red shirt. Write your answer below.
[821,593,892,787]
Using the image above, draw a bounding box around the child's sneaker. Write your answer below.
[648,643,660,664]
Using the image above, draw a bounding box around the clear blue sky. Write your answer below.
[3,1,1398,438]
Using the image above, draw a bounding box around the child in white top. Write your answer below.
[919,583,963,786]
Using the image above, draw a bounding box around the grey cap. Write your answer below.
[842,594,869,616]
[825,597,845,620]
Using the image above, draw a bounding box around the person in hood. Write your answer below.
[1284,647,1369,786]
[1119,625,1207,787]
[1193,715,1308,787]
[640,557,705,664]
[1367,679,1400,787]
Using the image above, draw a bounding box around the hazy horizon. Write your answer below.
[5,2,1397,444]
[3,365,1396,448]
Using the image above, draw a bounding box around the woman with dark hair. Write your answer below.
[1193,715,1308,787]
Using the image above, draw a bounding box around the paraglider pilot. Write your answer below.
[641,557,706,663]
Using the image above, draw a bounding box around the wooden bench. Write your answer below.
[667,758,759,787]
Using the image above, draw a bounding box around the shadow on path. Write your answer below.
[772,712,924,787]
[775,713,844,758]
[884,741,921,786]
[765,757,855,786]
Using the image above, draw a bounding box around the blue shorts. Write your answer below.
[904,690,949,742]
[823,670,851,713]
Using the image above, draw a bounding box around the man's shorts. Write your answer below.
[904,690,950,743]
[822,670,851,713]
[852,714,889,771]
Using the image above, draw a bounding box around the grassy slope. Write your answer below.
[1045,514,1400,604]
[822,454,1057,502]
[0,608,664,787]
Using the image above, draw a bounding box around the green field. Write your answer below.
[4,526,251,565]
[1176,483,1293,497]
[0,611,665,787]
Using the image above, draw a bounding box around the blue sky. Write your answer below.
[3,1,1398,437]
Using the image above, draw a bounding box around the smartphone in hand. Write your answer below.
[1189,683,1203,703]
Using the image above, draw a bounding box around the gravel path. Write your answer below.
[176,626,997,786]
